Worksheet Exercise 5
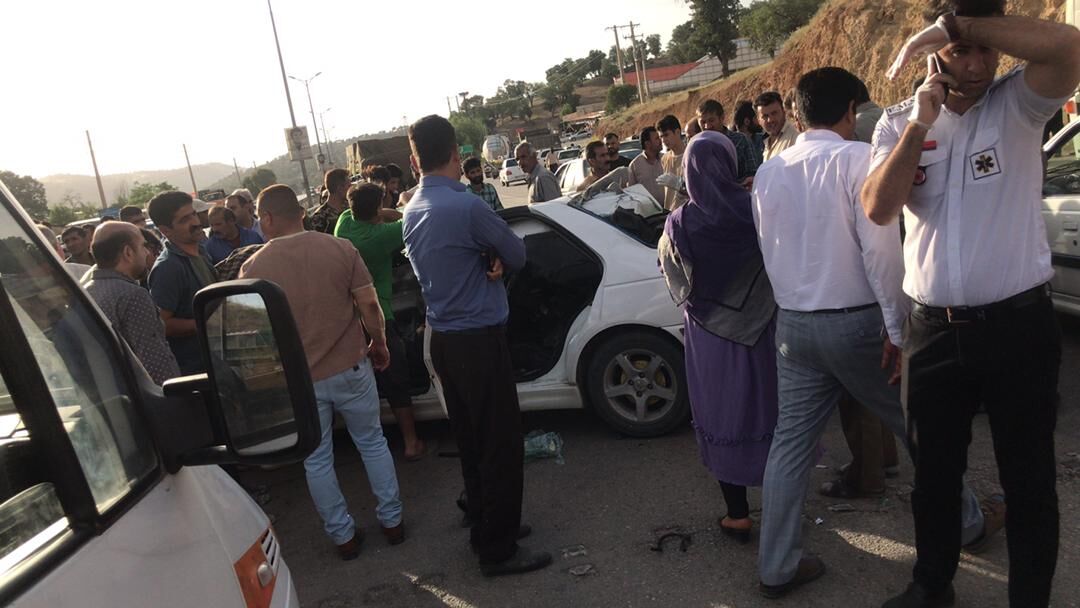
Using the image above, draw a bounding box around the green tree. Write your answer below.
[666,21,708,63]
[449,114,487,151]
[605,85,638,114]
[242,169,276,196]
[584,49,606,78]
[128,181,176,207]
[47,205,78,226]
[740,0,825,57]
[686,0,743,76]
[645,34,662,59]
[0,171,49,220]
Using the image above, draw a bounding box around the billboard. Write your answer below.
[285,126,313,161]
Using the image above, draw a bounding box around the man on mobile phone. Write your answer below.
[863,2,1080,606]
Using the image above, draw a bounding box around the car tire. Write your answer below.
[583,330,689,438]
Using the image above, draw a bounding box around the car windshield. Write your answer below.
[559,150,579,160]
[505,159,518,167]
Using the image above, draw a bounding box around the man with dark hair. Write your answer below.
[575,141,611,192]
[241,184,403,560]
[515,142,560,204]
[206,206,263,264]
[697,99,758,181]
[854,81,884,145]
[226,189,262,238]
[403,114,549,577]
[864,3,1080,605]
[385,163,404,202]
[147,190,216,375]
[335,183,427,460]
[83,222,180,386]
[119,205,148,226]
[604,132,630,169]
[733,101,765,165]
[656,115,688,209]
[753,67,991,601]
[61,226,95,266]
[627,126,665,204]
[308,168,350,234]
[684,116,702,139]
[755,91,799,162]
[462,157,503,210]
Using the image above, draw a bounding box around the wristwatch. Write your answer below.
[937,11,961,42]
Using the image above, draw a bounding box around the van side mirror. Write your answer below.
[178,279,319,467]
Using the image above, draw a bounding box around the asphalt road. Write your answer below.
[492,178,531,208]
[243,312,1080,608]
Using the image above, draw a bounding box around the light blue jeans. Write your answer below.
[306,359,402,544]
[758,307,983,586]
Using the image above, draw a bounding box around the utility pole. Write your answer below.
[288,72,326,174]
[447,96,453,115]
[623,23,646,103]
[606,25,627,84]
[182,144,198,195]
[233,158,243,188]
[266,0,312,201]
[85,130,108,210]
[319,108,333,166]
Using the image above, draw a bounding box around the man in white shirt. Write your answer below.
[862,2,1080,606]
[752,67,988,601]
[626,126,666,204]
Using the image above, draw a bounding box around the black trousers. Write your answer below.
[903,292,1060,606]
[430,327,524,564]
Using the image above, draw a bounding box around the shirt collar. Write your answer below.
[86,266,137,284]
[796,129,845,143]
[420,175,467,192]
[163,238,208,259]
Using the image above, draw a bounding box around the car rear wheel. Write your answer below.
[584,330,689,437]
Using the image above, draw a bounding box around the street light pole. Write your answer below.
[289,72,326,174]
[319,107,333,166]
[266,0,312,201]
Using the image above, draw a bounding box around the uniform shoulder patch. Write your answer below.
[885,98,915,118]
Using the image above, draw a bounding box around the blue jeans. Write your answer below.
[306,360,402,544]
[759,307,983,586]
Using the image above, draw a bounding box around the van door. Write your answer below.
[1044,120,1080,313]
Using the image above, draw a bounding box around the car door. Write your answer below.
[1043,120,1080,314]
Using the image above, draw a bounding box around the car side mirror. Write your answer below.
[180,279,319,466]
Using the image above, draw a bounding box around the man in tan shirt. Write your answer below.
[240,184,403,560]
[657,115,688,209]
[755,91,800,162]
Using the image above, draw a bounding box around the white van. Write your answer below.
[0,180,320,606]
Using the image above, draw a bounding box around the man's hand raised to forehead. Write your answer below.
[887,15,953,81]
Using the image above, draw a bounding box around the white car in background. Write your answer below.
[385,183,687,437]
[500,158,527,186]
[1043,118,1080,316]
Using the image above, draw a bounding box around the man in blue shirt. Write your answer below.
[205,206,263,264]
[403,114,549,577]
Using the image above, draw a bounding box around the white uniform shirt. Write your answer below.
[753,130,909,346]
[871,68,1068,307]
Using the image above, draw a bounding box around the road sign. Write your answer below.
[285,126,313,161]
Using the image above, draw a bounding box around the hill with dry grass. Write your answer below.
[600,0,1066,137]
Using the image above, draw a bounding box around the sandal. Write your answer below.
[818,479,885,499]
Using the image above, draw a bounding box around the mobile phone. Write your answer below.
[931,53,950,97]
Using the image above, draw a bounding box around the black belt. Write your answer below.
[914,284,1050,324]
[434,324,505,336]
[806,302,878,315]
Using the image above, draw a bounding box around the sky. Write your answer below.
[1,0,691,178]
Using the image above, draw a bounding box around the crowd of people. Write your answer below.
[30,0,1079,604]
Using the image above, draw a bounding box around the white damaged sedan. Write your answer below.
[383,178,689,437]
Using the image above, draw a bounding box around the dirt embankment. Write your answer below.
[600,0,1065,137]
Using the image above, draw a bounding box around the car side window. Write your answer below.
[1045,126,1080,196]
[0,209,158,574]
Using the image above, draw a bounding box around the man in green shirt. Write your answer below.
[335,182,426,460]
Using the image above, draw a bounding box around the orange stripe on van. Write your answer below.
[233,529,276,608]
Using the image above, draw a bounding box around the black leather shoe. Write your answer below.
[759,556,826,599]
[882,582,955,607]
[479,547,553,577]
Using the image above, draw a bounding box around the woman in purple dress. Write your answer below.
[658,131,778,543]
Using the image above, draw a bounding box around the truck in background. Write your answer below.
[482,134,511,164]
[517,127,560,154]
[345,135,415,186]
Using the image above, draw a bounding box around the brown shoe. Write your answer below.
[759,556,826,599]
[963,493,1005,554]
[336,529,364,561]
[382,522,406,546]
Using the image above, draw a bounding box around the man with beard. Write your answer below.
[83,222,180,386]
[463,157,503,210]
[756,91,800,162]
[626,126,666,204]
[205,206,263,264]
[604,132,630,169]
[147,190,218,375]
[226,189,263,238]
[61,225,95,266]
[575,141,611,192]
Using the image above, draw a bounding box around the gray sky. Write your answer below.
[3,0,690,178]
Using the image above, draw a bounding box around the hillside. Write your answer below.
[600,0,1066,137]
[42,163,235,206]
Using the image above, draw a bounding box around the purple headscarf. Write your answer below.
[663,130,760,314]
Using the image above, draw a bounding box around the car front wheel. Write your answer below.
[584,330,689,437]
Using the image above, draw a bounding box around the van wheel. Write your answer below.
[584,331,689,437]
